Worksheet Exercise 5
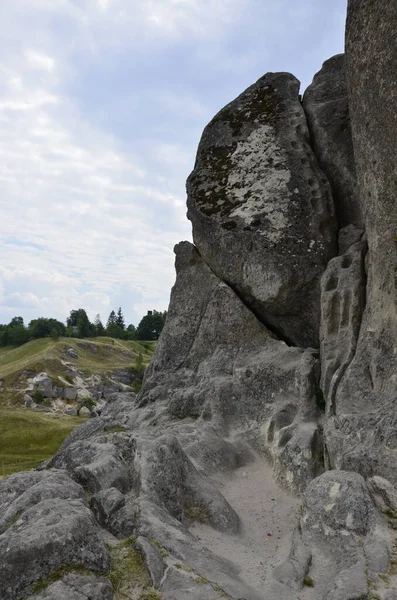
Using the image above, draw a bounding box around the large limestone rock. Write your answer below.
[324,0,397,482]
[141,241,325,493]
[303,54,362,228]
[187,72,337,347]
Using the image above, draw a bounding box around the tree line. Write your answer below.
[0,308,167,348]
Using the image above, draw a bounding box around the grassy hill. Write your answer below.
[0,336,156,403]
[0,337,156,477]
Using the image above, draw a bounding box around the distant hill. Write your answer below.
[0,336,156,406]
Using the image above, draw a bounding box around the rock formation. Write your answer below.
[187,72,337,348]
[303,54,362,228]
[2,1,397,599]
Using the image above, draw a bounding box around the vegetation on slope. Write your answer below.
[0,336,155,393]
[0,407,84,477]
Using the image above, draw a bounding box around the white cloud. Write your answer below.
[25,50,55,72]
[0,0,346,326]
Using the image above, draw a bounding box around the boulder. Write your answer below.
[303,54,362,228]
[64,387,78,401]
[32,373,53,398]
[79,406,91,418]
[66,348,78,360]
[187,72,337,347]
[0,497,110,599]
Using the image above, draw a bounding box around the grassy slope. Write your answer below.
[0,337,155,388]
[0,407,84,477]
[0,337,156,477]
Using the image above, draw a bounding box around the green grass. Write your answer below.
[0,337,155,387]
[0,407,84,477]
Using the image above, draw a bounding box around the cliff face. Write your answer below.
[2,2,397,600]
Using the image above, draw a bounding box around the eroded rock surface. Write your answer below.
[187,72,337,347]
[303,54,361,228]
[324,0,397,484]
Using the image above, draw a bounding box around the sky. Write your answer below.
[0,0,347,327]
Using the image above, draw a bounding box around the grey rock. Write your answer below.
[79,406,91,418]
[65,407,78,416]
[134,535,166,588]
[50,433,136,494]
[32,372,53,398]
[303,54,362,228]
[139,435,240,534]
[367,476,397,513]
[294,471,391,598]
[103,383,122,398]
[140,242,324,492]
[65,387,78,401]
[187,72,336,348]
[24,395,35,408]
[320,236,367,417]
[0,498,110,600]
[161,567,224,600]
[338,224,364,255]
[138,499,262,600]
[66,348,79,360]
[273,529,311,589]
[28,575,112,600]
[91,487,137,538]
[0,469,84,533]
[324,0,397,483]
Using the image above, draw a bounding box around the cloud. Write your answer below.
[0,0,347,326]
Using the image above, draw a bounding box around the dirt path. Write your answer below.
[190,456,300,593]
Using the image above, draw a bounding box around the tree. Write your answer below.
[106,310,117,328]
[29,318,66,340]
[116,307,125,330]
[66,309,93,338]
[124,324,137,340]
[94,314,105,336]
[136,310,167,341]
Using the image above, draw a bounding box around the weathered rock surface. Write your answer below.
[324,0,397,484]
[320,228,367,419]
[187,72,337,348]
[28,575,113,600]
[303,54,362,228]
[0,494,110,599]
[141,241,324,493]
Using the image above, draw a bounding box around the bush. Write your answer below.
[32,390,44,404]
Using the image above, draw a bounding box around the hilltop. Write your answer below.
[0,336,155,406]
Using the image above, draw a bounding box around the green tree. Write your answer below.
[124,324,137,340]
[94,314,105,336]
[29,318,66,340]
[116,307,125,330]
[136,310,167,341]
[66,309,93,338]
[106,310,117,328]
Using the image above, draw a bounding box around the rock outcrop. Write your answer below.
[187,72,337,348]
[303,54,362,228]
[3,1,397,598]
[324,0,397,484]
